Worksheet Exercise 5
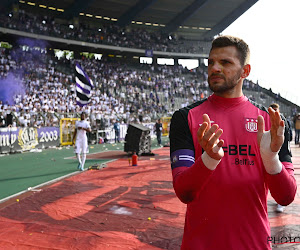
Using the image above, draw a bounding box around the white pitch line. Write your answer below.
[0,171,79,204]
[64,150,119,160]
[0,158,118,204]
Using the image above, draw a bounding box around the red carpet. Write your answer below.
[0,147,185,249]
[0,144,299,249]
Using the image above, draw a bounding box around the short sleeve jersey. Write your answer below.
[75,120,90,141]
[169,94,294,250]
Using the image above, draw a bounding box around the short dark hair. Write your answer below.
[80,112,86,119]
[210,35,250,66]
[269,103,280,110]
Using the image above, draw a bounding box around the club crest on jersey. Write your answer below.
[245,118,258,132]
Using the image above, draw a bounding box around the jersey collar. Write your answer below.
[209,94,248,109]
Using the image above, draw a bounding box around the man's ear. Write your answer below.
[241,64,251,78]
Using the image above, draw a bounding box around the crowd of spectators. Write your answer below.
[0,8,208,54]
[0,43,295,132]
[0,6,293,131]
[0,45,213,130]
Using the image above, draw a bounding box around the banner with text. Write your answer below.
[0,127,60,154]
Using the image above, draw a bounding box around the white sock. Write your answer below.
[77,154,82,165]
[81,153,86,168]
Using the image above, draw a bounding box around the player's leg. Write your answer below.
[76,153,82,170]
[74,139,83,170]
[81,153,86,170]
[80,137,89,170]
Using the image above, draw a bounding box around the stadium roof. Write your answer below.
[2,0,259,40]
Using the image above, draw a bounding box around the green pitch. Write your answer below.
[0,137,169,201]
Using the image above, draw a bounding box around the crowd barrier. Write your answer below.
[94,123,156,143]
[0,122,160,154]
[0,127,60,154]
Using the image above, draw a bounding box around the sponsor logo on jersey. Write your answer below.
[223,144,255,156]
[223,144,256,166]
[245,118,258,132]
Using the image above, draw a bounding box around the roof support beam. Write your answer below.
[117,0,158,27]
[162,0,209,34]
[203,0,259,39]
[59,0,97,20]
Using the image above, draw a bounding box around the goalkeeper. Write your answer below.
[169,35,297,249]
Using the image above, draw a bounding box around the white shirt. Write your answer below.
[75,120,90,140]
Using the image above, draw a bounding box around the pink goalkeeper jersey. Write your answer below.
[169,94,296,250]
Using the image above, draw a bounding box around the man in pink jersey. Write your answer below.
[169,35,297,249]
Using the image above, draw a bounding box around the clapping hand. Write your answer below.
[257,107,285,152]
[197,114,224,160]
[257,107,284,174]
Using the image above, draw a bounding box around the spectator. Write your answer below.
[0,111,5,127]
[294,113,300,145]
[154,118,162,146]
[113,119,120,143]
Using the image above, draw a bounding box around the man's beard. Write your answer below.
[208,71,242,94]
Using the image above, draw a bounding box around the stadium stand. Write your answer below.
[0,2,300,249]
[0,4,299,146]
[0,46,209,127]
[0,9,209,54]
